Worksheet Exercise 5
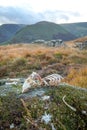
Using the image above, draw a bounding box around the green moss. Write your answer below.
[0,85,87,129]
[54,53,63,59]
[0,92,26,129]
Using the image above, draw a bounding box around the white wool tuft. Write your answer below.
[41,112,52,124]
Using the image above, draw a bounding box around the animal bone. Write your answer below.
[22,72,43,93]
[44,73,63,86]
[63,95,87,115]
[63,95,76,111]
[22,72,63,93]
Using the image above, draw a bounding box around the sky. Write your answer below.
[0,0,87,25]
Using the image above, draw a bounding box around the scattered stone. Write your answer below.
[41,95,50,101]
[10,123,15,129]
[5,81,18,85]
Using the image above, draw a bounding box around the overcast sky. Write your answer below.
[0,0,87,25]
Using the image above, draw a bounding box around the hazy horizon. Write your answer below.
[1,20,87,26]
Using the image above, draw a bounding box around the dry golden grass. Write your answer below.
[0,44,78,60]
[0,44,80,70]
[65,67,87,88]
[0,43,87,88]
[73,36,87,42]
[0,44,86,67]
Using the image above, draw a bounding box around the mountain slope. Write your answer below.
[0,24,26,43]
[73,36,87,42]
[61,22,87,38]
[10,21,76,43]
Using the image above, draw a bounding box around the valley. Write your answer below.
[0,22,87,130]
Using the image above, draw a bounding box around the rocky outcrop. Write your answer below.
[32,39,66,47]
[75,41,87,49]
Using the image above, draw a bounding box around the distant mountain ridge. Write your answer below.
[0,24,26,43]
[0,21,87,44]
[61,22,87,37]
[9,21,76,43]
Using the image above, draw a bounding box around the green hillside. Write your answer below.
[0,24,26,43]
[10,21,76,43]
[61,22,87,38]
[1,21,87,44]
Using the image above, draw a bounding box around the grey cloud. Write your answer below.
[69,11,81,17]
[43,10,69,18]
[0,6,81,25]
[0,6,39,24]
[40,10,81,23]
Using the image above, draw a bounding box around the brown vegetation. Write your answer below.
[0,43,87,88]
